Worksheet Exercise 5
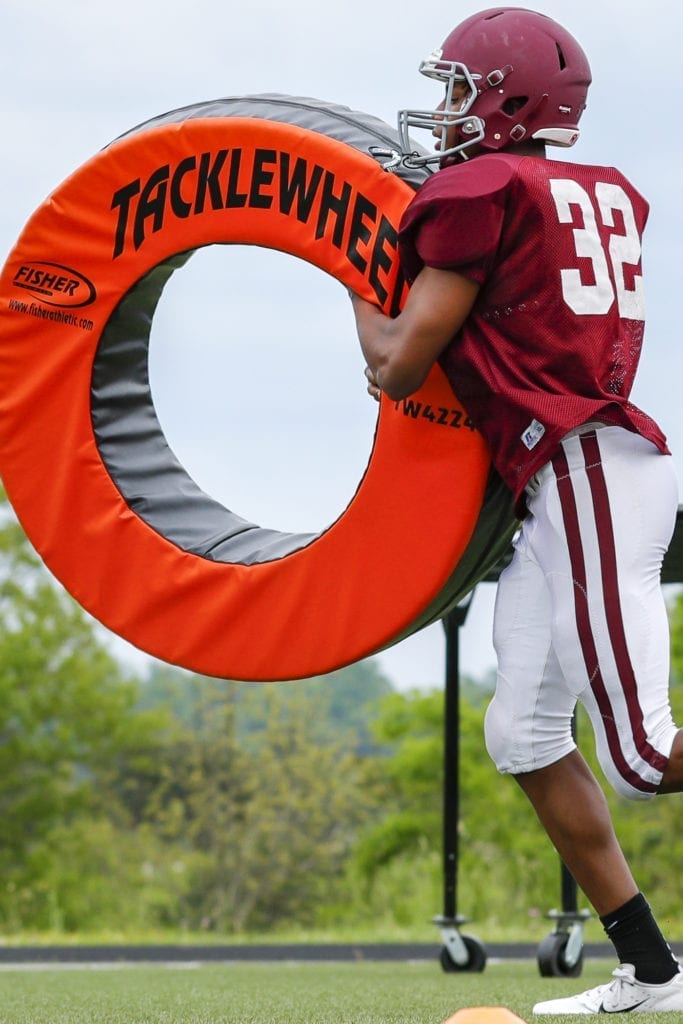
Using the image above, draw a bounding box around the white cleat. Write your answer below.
[533,963,683,1014]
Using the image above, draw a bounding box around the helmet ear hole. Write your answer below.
[502,96,528,117]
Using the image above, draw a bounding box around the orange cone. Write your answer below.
[442,1009,527,1024]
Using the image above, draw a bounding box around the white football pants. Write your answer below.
[485,424,679,800]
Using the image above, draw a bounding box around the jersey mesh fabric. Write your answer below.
[398,153,669,514]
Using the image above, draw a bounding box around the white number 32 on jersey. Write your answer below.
[549,178,644,320]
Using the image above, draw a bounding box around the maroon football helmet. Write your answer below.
[398,7,592,165]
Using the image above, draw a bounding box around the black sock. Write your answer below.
[600,893,680,984]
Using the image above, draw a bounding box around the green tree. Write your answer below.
[668,590,683,687]
[137,676,378,933]
[0,487,163,929]
[138,659,393,753]
[349,684,552,929]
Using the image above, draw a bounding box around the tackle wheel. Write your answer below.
[440,936,487,973]
[537,932,584,978]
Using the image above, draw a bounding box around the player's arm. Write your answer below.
[349,265,479,401]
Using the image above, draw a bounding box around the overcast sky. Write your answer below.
[2,0,681,691]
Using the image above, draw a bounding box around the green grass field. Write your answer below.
[0,959,676,1024]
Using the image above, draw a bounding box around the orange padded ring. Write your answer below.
[0,97,509,680]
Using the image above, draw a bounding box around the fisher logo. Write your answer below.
[12,262,96,308]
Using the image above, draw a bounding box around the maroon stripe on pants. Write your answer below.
[579,432,668,774]
[552,440,658,795]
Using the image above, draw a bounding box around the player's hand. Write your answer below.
[364,365,382,402]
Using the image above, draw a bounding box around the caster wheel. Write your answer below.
[440,936,487,973]
[537,932,584,977]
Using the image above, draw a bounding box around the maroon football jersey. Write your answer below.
[398,153,669,509]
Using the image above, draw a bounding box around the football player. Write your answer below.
[349,7,683,1014]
